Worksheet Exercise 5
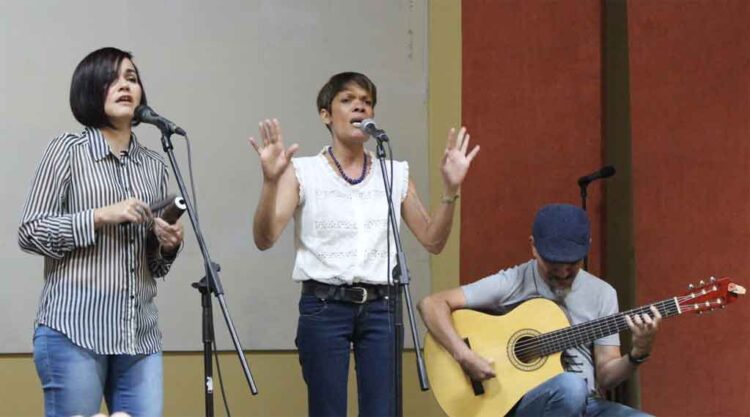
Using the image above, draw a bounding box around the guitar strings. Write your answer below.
[513,292,718,358]
[516,297,683,357]
[513,300,674,359]
[510,294,710,359]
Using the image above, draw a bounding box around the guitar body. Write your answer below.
[424,298,571,417]
[424,277,745,417]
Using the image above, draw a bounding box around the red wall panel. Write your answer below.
[461,0,603,283]
[628,1,750,415]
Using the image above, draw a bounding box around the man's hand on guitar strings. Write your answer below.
[456,349,496,381]
[624,304,662,358]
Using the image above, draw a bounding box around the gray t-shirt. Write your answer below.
[462,259,620,394]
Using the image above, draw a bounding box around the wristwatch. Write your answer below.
[627,351,650,365]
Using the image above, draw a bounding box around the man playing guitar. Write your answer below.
[418,203,659,416]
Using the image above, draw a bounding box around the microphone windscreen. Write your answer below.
[135,105,151,123]
[601,165,616,178]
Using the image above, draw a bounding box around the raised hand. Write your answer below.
[441,127,480,195]
[248,118,299,182]
[94,198,152,227]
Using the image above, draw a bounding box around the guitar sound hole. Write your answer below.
[513,336,540,364]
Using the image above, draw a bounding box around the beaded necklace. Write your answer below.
[327,146,368,185]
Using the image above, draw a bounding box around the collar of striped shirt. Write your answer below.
[86,126,144,165]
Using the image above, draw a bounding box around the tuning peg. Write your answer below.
[709,276,717,283]
[688,283,695,290]
[699,280,706,286]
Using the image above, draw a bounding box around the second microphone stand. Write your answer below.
[159,130,258,417]
[579,182,589,271]
[373,136,429,417]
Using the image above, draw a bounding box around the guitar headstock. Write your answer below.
[678,277,746,314]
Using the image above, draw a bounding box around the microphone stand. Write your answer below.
[579,182,589,271]
[192,267,218,417]
[159,130,258,417]
[373,135,430,417]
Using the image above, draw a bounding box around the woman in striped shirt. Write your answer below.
[19,47,183,417]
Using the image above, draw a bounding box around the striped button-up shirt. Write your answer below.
[19,127,177,355]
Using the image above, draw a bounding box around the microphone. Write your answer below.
[354,118,389,142]
[577,165,616,187]
[135,105,187,136]
[150,194,187,224]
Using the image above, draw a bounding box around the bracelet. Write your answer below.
[441,194,460,204]
[627,351,650,365]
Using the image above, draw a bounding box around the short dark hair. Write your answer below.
[69,47,147,129]
[316,72,377,115]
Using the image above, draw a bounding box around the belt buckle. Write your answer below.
[351,286,368,304]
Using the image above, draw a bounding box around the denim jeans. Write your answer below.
[33,325,163,417]
[295,294,395,417]
[512,372,654,417]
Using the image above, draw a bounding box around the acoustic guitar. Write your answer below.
[424,277,745,417]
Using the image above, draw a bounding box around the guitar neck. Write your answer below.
[534,297,680,358]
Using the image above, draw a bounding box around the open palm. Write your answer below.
[248,118,299,182]
[441,127,480,189]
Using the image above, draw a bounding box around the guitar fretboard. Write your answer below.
[519,298,680,360]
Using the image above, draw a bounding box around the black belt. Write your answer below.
[302,281,390,304]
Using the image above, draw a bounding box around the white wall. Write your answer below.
[0,0,430,351]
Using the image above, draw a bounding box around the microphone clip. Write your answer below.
[371,129,389,143]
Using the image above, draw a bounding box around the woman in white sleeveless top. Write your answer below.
[248,72,479,417]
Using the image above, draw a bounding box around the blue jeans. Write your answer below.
[33,325,163,417]
[295,294,395,417]
[511,373,653,417]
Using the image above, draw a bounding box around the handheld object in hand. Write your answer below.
[150,195,187,224]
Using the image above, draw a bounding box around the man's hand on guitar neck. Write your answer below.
[624,304,662,359]
[597,305,663,389]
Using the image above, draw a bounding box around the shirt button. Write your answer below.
[130,267,135,273]
[130,295,135,299]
